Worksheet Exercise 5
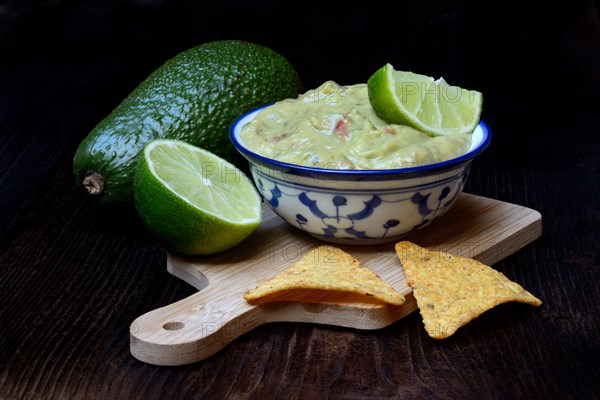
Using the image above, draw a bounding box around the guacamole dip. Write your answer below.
[240,81,472,169]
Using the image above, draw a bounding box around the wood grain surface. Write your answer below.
[1,0,599,399]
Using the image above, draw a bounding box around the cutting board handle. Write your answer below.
[129,285,418,366]
[130,287,262,366]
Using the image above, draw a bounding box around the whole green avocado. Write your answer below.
[73,40,303,206]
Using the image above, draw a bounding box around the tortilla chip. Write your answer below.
[244,245,405,305]
[395,241,542,339]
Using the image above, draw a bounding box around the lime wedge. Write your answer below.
[367,63,483,136]
[134,139,261,255]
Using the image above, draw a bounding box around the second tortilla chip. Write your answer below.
[244,245,405,305]
[395,241,542,339]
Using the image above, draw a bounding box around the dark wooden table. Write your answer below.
[1,1,598,398]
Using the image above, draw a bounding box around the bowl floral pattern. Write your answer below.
[249,162,470,245]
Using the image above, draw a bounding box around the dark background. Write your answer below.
[1,0,598,399]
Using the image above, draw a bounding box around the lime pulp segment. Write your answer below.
[368,63,483,136]
[144,140,261,224]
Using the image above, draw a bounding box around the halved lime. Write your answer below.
[367,63,483,136]
[134,139,261,255]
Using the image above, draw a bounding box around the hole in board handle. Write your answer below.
[163,321,185,331]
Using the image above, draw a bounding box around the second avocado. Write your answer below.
[73,40,303,206]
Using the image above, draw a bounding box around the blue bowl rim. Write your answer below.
[230,104,491,180]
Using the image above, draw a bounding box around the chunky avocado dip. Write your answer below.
[239,81,472,169]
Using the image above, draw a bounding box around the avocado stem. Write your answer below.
[83,172,105,196]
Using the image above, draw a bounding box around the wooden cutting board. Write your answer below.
[130,193,542,366]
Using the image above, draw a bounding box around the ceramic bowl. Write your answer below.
[230,106,491,245]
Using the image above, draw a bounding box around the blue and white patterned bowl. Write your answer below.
[230,106,491,245]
